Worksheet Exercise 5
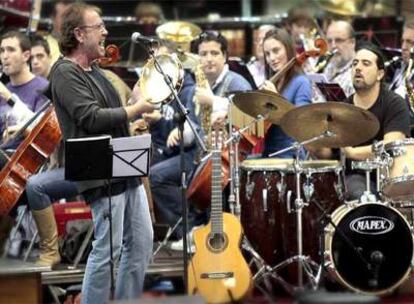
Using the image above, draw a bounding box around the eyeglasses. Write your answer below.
[327,37,351,44]
[199,30,222,40]
[78,23,106,32]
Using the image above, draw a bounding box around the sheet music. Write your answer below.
[111,134,151,177]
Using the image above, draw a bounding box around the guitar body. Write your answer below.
[188,212,252,303]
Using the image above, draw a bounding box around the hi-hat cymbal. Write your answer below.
[280,102,380,148]
[233,90,294,124]
[156,21,202,43]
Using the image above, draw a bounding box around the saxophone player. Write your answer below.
[390,20,414,99]
[192,31,252,127]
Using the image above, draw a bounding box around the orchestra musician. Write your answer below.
[30,35,53,79]
[247,24,276,88]
[47,3,155,302]
[260,28,312,158]
[318,20,356,100]
[0,30,48,149]
[390,20,414,98]
[192,31,252,124]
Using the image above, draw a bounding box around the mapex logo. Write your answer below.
[350,216,394,235]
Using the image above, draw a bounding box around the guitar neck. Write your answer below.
[210,148,223,235]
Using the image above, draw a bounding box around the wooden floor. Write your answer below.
[2,245,414,303]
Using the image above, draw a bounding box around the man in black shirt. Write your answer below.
[48,3,155,302]
[343,43,410,200]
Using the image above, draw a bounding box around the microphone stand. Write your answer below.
[142,43,207,292]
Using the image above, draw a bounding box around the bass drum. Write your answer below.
[325,202,413,295]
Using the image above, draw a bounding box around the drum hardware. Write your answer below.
[280,102,380,149]
[351,160,382,203]
[382,139,414,201]
[233,90,294,125]
[324,202,414,294]
[268,131,336,289]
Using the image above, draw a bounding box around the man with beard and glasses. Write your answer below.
[332,43,410,201]
[48,3,155,302]
[322,20,356,98]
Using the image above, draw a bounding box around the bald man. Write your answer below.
[322,20,356,99]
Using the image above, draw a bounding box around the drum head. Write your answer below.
[329,203,413,294]
[241,158,293,171]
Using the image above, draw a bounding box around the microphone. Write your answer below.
[130,32,157,44]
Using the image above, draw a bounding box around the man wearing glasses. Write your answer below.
[320,20,356,100]
[48,3,155,303]
[390,20,414,100]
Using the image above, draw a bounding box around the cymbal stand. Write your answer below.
[226,103,267,217]
[268,131,335,290]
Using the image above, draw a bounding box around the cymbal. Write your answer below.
[280,102,380,148]
[233,90,294,124]
[156,21,202,43]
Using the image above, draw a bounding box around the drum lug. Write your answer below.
[303,181,314,203]
[277,172,286,201]
[334,171,344,201]
[392,147,407,157]
[262,188,268,212]
[245,171,254,201]
[286,190,293,213]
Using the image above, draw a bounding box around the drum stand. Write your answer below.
[267,131,335,291]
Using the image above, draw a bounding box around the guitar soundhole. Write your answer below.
[207,233,227,252]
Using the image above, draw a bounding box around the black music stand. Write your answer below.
[65,134,151,299]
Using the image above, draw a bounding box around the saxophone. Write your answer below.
[194,64,212,146]
[406,56,414,113]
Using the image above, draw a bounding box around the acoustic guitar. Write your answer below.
[188,129,252,303]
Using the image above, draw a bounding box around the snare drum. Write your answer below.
[383,139,414,201]
[325,202,413,295]
[240,159,344,266]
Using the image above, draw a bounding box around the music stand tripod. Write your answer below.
[65,134,151,300]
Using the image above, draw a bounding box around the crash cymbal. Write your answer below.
[233,90,294,124]
[280,102,379,148]
[156,21,202,43]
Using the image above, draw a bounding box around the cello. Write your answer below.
[0,106,61,215]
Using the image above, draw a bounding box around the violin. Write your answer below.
[97,44,120,67]
[269,38,328,85]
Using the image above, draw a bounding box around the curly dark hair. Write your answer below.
[59,3,101,56]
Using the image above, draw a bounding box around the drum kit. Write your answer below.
[137,20,414,296]
[228,90,414,296]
